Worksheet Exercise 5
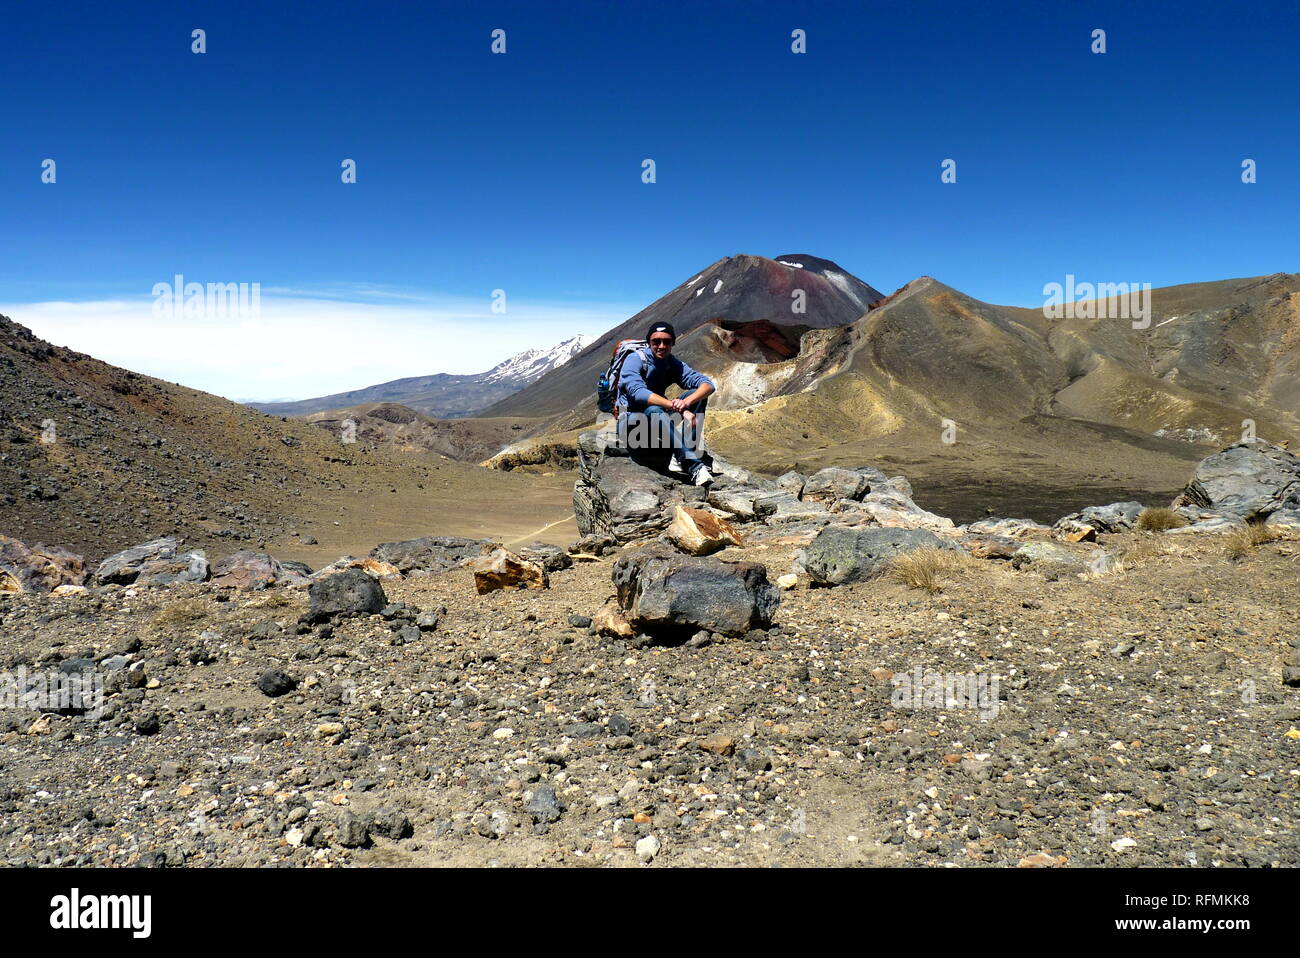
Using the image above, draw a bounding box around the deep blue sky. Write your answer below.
[1,0,1297,393]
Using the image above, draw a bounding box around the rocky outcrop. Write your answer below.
[959,534,1020,560]
[1165,514,1249,535]
[1173,440,1300,519]
[0,535,88,593]
[611,543,779,637]
[573,428,712,542]
[94,536,212,587]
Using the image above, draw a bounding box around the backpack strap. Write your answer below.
[608,341,650,417]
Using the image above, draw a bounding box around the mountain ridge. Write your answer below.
[248,334,593,419]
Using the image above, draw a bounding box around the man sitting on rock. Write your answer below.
[617,321,716,485]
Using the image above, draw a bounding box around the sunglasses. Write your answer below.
[649,337,673,346]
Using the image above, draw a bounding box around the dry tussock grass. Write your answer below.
[245,589,296,609]
[1135,507,1188,532]
[1112,536,1178,571]
[884,546,980,594]
[150,597,210,627]
[1224,521,1279,560]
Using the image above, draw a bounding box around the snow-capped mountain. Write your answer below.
[481,335,594,384]
[247,334,594,420]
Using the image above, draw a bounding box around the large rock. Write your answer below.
[469,549,548,594]
[775,471,806,497]
[753,492,829,523]
[964,517,1051,539]
[95,536,181,585]
[1264,509,1300,535]
[573,429,759,543]
[666,505,742,556]
[707,450,765,486]
[210,550,283,590]
[1009,541,1093,575]
[0,535,87,593]
[311,556,401,580]
[575,454,688,542]
[801,467,869,505]
[611,543,779,637]
[1174,440,1300,519]
[135,551,210,586]
[516,542,573,572]
[959,534,1019,560]
[568,533,616,557]
[592,597,634,637]
[799,526,955,586]
[370,535,497,574]
[1052,501,1143,541]
[706,484,769,521]
[307,568,387,622]
[576,426,629,483]
[1165,514,1249,535]
[846,491,956,535]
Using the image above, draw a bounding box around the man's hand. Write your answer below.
[681,409,696,428]
[669,397,688,413]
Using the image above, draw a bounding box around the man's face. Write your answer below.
[649,333,673,359]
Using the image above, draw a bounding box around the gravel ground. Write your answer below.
[0,529,1296,868]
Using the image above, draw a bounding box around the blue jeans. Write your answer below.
[617,402,706,469]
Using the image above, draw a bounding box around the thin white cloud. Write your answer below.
[0,292,635,403]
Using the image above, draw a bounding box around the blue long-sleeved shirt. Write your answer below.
[617,349,714,413]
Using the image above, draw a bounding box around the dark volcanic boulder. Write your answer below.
[611,543,779,636]
[95,536,182,585]
[1174,440,1300,519]
[370,535,497,574]
[307,568,387,622]
[799,526,955,586]
[0,535,87,593]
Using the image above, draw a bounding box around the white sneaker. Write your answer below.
[692,465,714,487]
[667,455,684,474]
